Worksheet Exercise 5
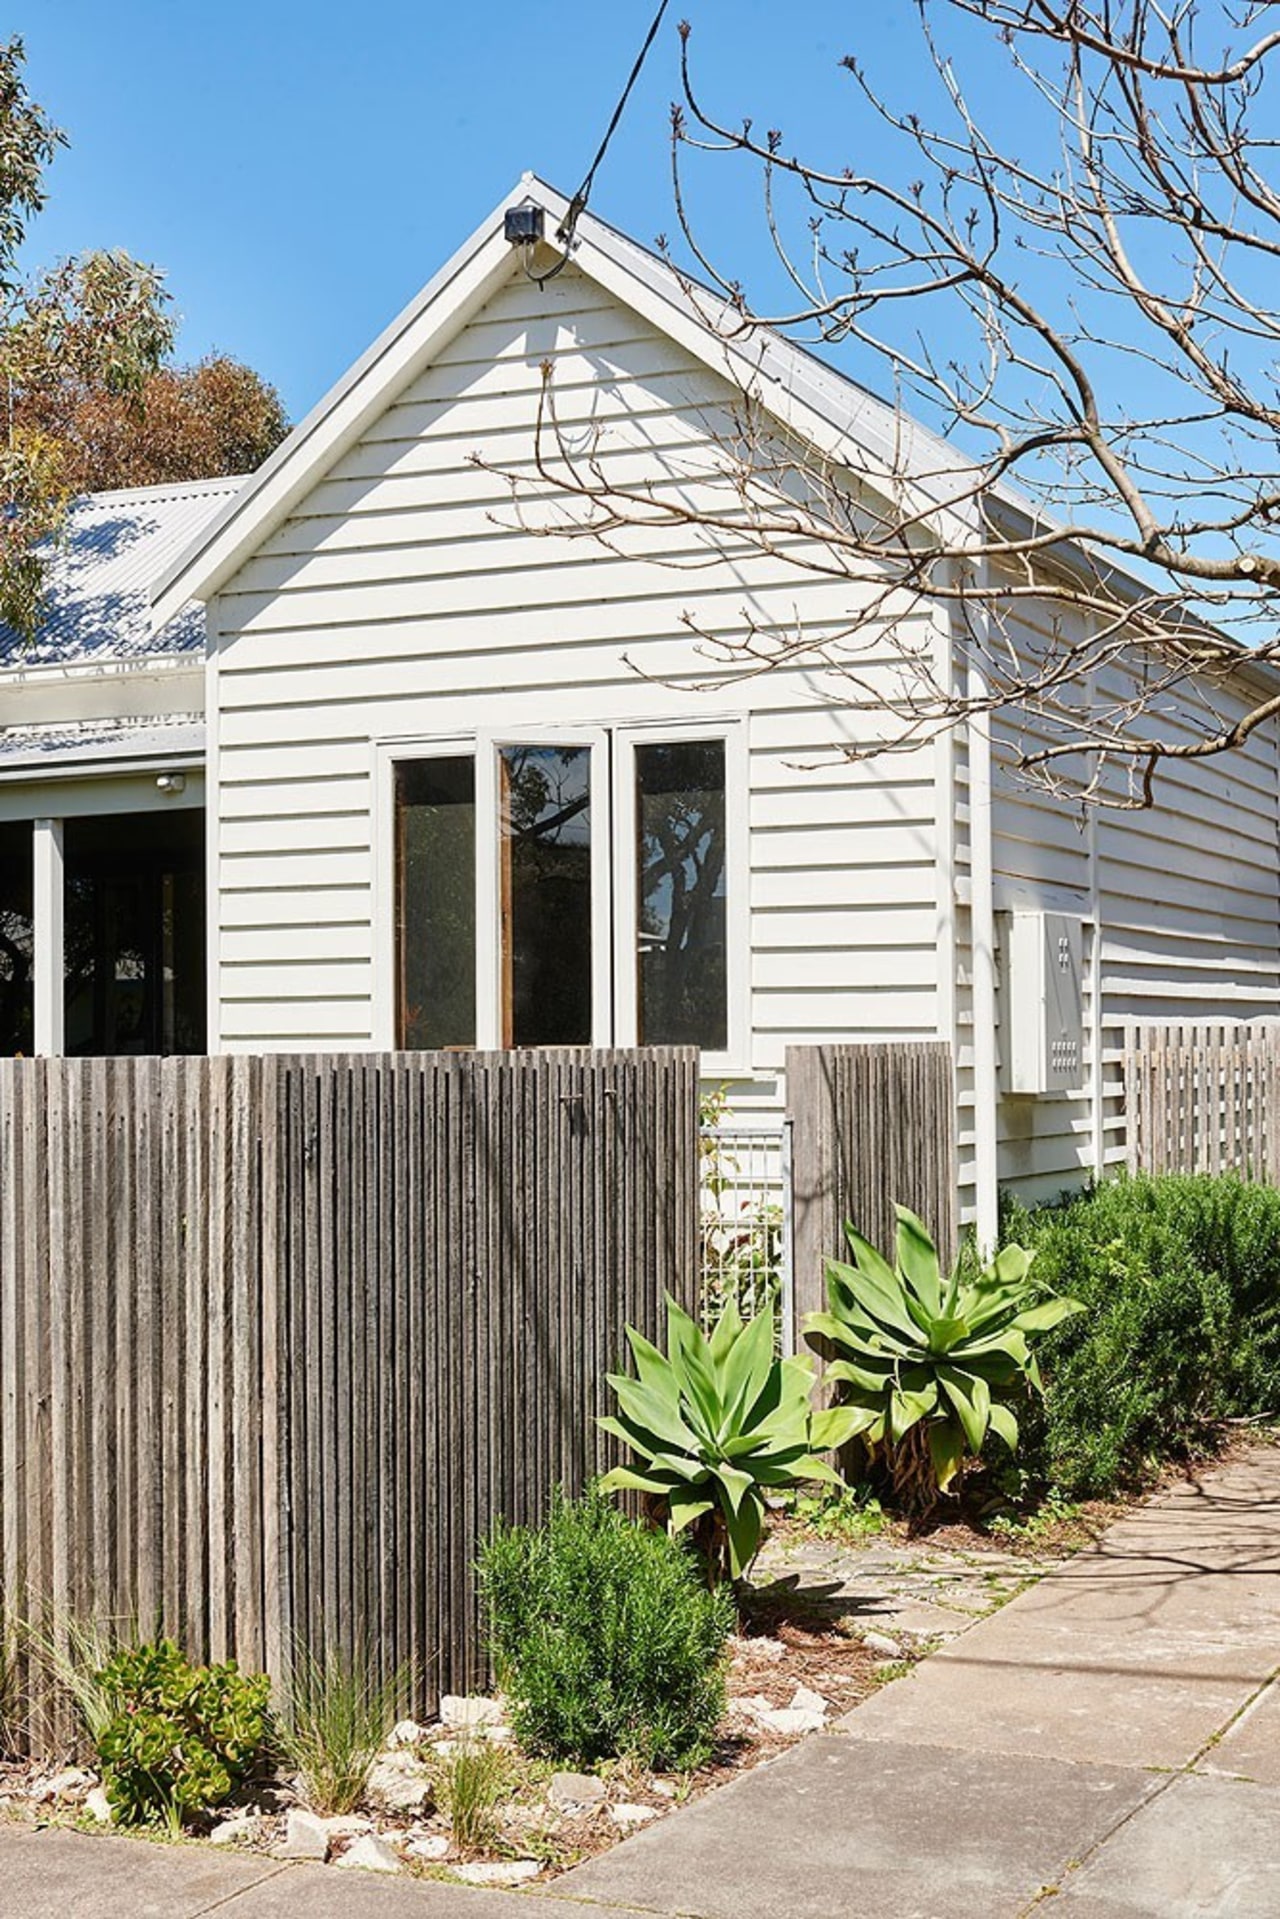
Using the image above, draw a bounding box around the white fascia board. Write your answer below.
[150,182,546,628]
[0,747,205,786]
[0,651,202,691]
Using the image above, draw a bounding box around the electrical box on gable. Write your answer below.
[1006,912,1084,1094]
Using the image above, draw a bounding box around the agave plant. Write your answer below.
[598,1295,862,1580]
[804,1206,1083,1511]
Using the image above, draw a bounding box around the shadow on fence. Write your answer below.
[0,1048,699,1745]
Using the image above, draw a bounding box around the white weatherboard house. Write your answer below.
[3,177,1279,1242]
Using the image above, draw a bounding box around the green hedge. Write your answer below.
[1001,1173,1280,1498]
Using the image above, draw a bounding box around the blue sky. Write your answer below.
[18,1,963,421]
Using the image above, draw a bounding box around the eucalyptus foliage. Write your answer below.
[598,1294,862,1578]
[805,1206,1083,1505]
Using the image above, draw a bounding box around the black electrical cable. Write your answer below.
[525,0,671,285]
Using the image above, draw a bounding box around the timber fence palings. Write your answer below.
[1123,1020,1280,1181]
[0,1048,699,1745]
[785,1042,957,1347]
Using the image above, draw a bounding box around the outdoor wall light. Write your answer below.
[156,772,186,796]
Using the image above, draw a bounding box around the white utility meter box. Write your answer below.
[1005,912,1084,1094]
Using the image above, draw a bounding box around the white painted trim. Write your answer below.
[372,734,477,1050]
[204,622,223,1057]
[377,718,744,1061]
[967,611,999,1254]
[32,817,64,1058]
[932,591,958,1064]
[1086,684,1105,1177]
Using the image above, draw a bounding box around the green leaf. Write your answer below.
[937,1366,991,1453]
[595,1464,671,1496]
[719,1306,777,1437]
[888,1386,933,1445]
[841,1225,924,1342]
[667,1486,716,1533]
[1012,1295,1085,1334]
[666,1298,723,1435]
[928,1418,966,1493]
[895,1205,942,1313]
[987,1401,1019,1454]
[707,1296,744,1365]
[723,1487,766,1578]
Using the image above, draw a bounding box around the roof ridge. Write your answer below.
[73,475,246,508]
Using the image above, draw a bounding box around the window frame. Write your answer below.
[611,719,748,1076]
[375,718,747,1067]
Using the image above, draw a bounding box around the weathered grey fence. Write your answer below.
[786,1042,957,1341]
[1123,1020,1280,1180]
[0,1049,698,1736]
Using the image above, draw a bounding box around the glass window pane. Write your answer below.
[0,821,34,1056]
[396,757,476,1049]
[63,810,206,1057]
[500,744,593,1046]
[636,739,728,1050]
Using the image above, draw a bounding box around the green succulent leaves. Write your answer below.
[599,1295,863,1578]
[804,1206,1084,1495]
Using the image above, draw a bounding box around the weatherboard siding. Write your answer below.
[954,614,1280,1216]
[208,263,943,1068]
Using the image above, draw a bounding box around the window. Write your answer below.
[395,757,476,1049]
[0,821,34,1057]
[387,725,743,1064]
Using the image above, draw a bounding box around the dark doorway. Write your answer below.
[64,809,206,1056]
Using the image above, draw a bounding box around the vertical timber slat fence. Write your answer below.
[1123,1020,1280,1180]
[0,1048,698,1739]
[786,1042,957,1347]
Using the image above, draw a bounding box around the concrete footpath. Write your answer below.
[3,1446,1279,1917]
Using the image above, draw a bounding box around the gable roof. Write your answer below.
[150,175,982,631]
[147,176,1279,704]
[2,475,243,671]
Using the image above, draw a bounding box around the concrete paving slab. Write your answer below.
[1196,1678,1280,1784]
[838,1634,1252,1770]
[1052,1773,1280,1915]
[0,1826,644,1918]
[0,1826,284,1917]
[554,1734,1156,1919]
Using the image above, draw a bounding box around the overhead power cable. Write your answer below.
[526,0,670,285]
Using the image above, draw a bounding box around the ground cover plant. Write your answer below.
[478,1488,734,1770]
[598,1293,862,1579]
[92,1639,269,1830]
[805,1205,1082,1512]
[1003,1173,1280,1497]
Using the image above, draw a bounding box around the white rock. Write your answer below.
[548,1770,606,1811]
[366,1754,434,1816]
[335,1834,402,1875]
[453,1860,541,1886]
[440,1694,505,1731]
[649,1779,677,1800]
[609,1802,659,1830]
[387,1719,427,1749]
[752,1701,826,1736]
[323,1815,373,1837]
[32,1767,94,1806]
[84,1786,112,1825]
[210,1813,262,1846]
[273,1809,332,1862]
[861,1630,904,1658]
[407,1833,450,1861]
[790,1685,829,1718]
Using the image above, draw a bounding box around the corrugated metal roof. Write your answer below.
[0,475,244,669]
[0,714,205,773]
